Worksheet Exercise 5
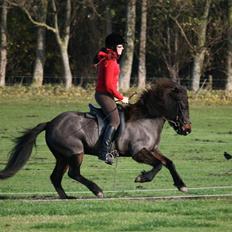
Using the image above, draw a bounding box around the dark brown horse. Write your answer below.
[0,79,191,199]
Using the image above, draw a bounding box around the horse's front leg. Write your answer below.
[132,148,162,183]
[151,148,188,193]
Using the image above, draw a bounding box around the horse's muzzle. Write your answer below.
[168,120,192,136]
[180,123,192,136]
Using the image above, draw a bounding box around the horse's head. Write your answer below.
[161,83,192,136]
[140,79,191,136]
[130,79,191,136]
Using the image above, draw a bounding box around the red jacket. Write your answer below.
[95,49,124,100]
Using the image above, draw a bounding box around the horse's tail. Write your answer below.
[0,122,47,179]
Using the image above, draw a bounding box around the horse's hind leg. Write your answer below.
[68,153,104,198]
[50,157,69,199]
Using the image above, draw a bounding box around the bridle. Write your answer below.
[175,100,187,125]
[164,99,190,132]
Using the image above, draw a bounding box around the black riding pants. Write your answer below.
[95,92,120,129]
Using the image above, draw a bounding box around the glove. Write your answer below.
[121,96,129,104]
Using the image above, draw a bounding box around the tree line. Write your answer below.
[0,0,231,91]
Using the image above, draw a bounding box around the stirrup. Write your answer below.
[105,150,119,165]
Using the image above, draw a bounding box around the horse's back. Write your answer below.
[45,111,98,156]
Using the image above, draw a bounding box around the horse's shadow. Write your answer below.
[0,194,68,201]
[0,194,100,201]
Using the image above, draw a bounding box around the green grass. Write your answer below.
[0,199,231,232]
[0,91,232,231]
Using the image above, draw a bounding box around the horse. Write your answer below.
[0,78,191,199]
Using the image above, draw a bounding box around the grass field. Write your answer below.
[0,90,232,231]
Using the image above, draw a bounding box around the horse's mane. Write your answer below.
[124,78,177,121]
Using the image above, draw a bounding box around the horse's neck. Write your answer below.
[124,102,162,121]
[126,117,165,130]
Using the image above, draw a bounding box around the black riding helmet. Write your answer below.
[105,33,125,50]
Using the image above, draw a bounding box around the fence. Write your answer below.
[4,75,227,90]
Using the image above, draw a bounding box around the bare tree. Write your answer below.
[32,0,48,87]
[7,0,73,89]
[51,0,72,89]
[148,1,194,83]
[119,0,136,92]
[0,0,8,87]
[161,19,181,82]
[138,0,147,89]
[226,0,232,91]
[191,0,211,91]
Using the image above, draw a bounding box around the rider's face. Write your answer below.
[116,44,124,55]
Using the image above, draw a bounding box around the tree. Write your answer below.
[51,0,72,89]
[226,0,232,91]
[147,0,194,83]
[191,0,211,91]
[138,0,147,89]
[0,0,8,87]
[8,0,73,89]
[119,0,136,91]
[32,0,48,87]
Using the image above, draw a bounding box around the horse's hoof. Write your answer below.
[96,192,104,198]
[179,186,188,193]
[135,176,141,182]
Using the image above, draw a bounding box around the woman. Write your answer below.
[95,33,128,165]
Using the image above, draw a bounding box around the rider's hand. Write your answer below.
[121,96,129,104]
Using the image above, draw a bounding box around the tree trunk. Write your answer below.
[191,0,211,92]
[0,0,8,87]
[52,0,72,89]
[138,0,147,89]
[226,0,232,91]
[192,49,206,90]
[162,27,180,82]
[167,64,179,83]
[60,45,72,88]
[119,0,136,91]
[32,2,47,87]
[106,6,112,34]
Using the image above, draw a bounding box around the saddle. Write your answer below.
[85,104,125,138]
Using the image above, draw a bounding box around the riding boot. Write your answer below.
[99,125,116,165]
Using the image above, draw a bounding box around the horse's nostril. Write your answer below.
[182,123,191,135]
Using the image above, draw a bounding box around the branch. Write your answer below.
[7,0,57,33]
[22,6,57,33]
[86,0,102,18]
[51,0,62,44]
[170,15,196,53]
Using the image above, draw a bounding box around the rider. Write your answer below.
[94,32,129,165]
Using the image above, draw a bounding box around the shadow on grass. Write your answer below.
[0,194,60,201]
